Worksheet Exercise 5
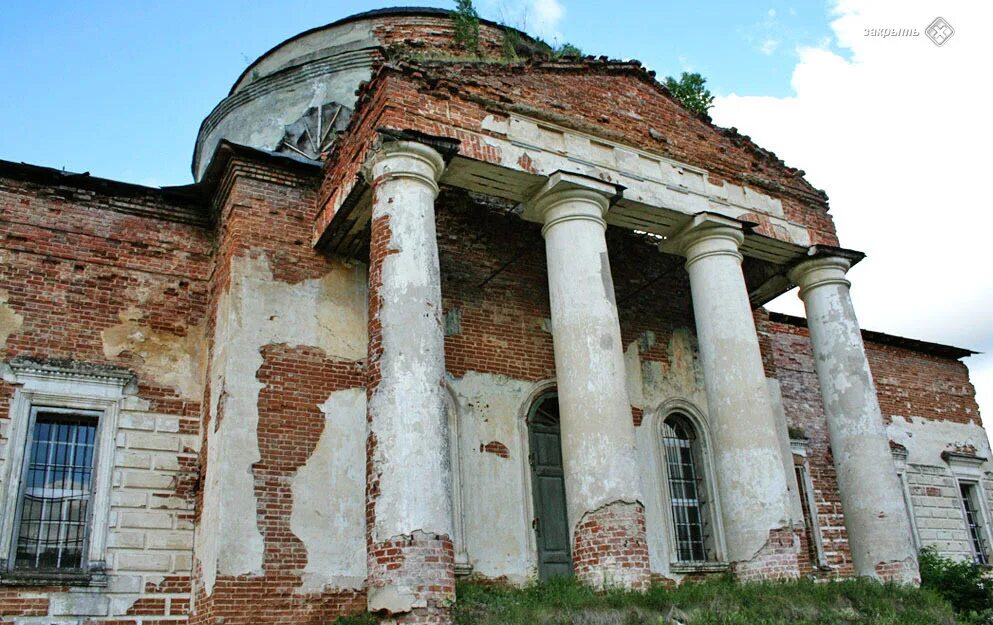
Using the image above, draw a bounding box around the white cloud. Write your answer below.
[712,0,993,421]
[760,38,780,54]
[478,0,566,42]
[532,0,565,37]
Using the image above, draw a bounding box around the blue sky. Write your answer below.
[2,0,991,418]
[0,0,836,186]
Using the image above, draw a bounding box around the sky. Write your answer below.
[1,0,990,418]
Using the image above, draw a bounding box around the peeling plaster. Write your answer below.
[368,584,427,615]
[477,113,810,245]
[0,288,23,349]
[624,328,708,414]
[102,308,207,399]
[889,415,993,468]
[448,371,534,583]
[290,388,367,593]
[198,253,367,594]
[368,156,453,544]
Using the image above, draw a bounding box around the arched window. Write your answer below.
[661,413,714,563]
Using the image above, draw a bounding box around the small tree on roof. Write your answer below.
[453,0,481,55]
[664,72,715,116]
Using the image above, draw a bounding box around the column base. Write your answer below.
[730,527,801,582]
[368,531,455,624]
[572,501,651,590]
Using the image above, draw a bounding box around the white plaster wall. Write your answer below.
[889,415,993,561]
[448,372,536,583]
[626,329,708,577]
[291,387,368,592]
[197,253,367,594]
[0,389,198,621]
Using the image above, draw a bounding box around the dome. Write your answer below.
[192,7,523,180]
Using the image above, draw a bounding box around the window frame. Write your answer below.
[789,440,830,570]
[0,361,132,586]
[943,451,993,566]
[11,405,102,573]
[957,480,991,565]
[654,401,727,572]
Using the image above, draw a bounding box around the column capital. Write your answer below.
[789,244,866,299]
[662,213,745,269]
[364,140,446,196]
[523,171,622,236]
[788,255,853,300]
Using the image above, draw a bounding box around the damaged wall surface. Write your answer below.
[1,7,988,625]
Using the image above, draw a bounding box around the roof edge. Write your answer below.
[767,311,979,360]
[230,6,531,96]
[0,159,204,209]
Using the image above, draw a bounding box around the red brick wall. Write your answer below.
[0,168,209,621]
[318,64,836,246]
[191,157,369,625]
[866,341,981,426]
[436,190,696,384]
[0,171,210,414]
[760,317,855,577]
[760,315,981,578]
[372,14,518,60]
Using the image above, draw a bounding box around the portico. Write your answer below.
[320,116,919,617]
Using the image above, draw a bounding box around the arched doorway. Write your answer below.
[527,392,572,580]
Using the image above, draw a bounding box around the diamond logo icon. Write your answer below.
[926,17,954,46]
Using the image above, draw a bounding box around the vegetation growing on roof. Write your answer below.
[453,0,481,55]
[664,71,716,116]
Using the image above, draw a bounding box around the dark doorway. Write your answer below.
[527,392,572,580]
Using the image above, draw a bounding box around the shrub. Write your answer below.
[919,546,993,616]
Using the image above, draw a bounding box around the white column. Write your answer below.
[525,172,649,589]
[365,140,455,620]
[790,253,919,583]
[668,214,795,574]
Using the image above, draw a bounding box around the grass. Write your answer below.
[454,576,961,625]
[334,576,962,624]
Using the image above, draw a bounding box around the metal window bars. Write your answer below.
[960,482,989,565]
[662,415,709,562]
[13,411,97,571]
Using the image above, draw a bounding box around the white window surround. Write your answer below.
[944,450,993,564]
[890,445,921,551]
[790,439,830,570]
[650,399,728,573]
[444,384,472,576]
[0,359,135,586]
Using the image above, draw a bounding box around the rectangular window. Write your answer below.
[794,464,824,567]
[12,408,99,572]
[960,482,989,565]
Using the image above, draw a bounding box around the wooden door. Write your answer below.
[528,393,572,580]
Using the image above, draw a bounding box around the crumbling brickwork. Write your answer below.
[571,502,651,590]
[191,153,368,625]
[318,62,836,247]
[0,163,208,621]
[1,7,989,624]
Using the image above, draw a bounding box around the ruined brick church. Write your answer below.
[0,7,988,624]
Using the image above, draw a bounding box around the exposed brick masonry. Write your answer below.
[572,502,651,590]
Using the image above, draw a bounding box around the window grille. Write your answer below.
[662,415,708,562]
[13,410,98,571]
[960,482,989,565]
